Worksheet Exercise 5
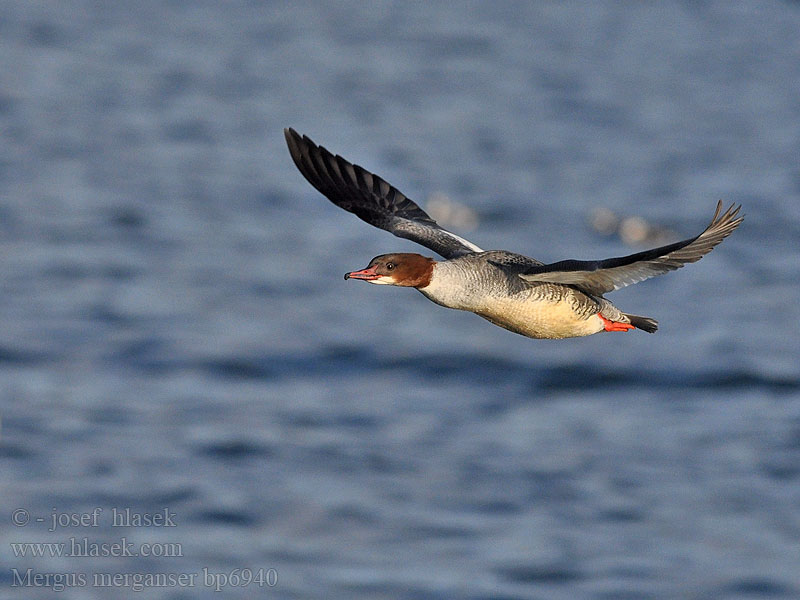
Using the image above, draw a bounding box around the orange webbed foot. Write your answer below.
[599,313,634,332]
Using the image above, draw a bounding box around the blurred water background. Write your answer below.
[1,2,800,598]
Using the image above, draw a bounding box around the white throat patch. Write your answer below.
[368,275,396,285]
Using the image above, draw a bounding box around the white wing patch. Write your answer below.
[444,230,483,253]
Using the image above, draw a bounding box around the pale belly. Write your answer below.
[417,260,606,339]
[474,297,605,339]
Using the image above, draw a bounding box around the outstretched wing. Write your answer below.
[285,128,483,259]
[518,202,743,296]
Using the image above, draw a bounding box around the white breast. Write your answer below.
[417,260,604,339]
[417,261,490,310]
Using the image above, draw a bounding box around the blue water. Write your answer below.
[2,2,800,598]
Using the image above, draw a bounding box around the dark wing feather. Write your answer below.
[519,201,743,296]
[485,251,545,271]
[284,128,482,259]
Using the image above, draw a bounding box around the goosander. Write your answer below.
[284,128,743,339]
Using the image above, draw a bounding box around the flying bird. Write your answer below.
[284,128,742,339]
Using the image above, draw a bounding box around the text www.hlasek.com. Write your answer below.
[10,507,277,592]
[12,568,278,592]
[11,538,182,558]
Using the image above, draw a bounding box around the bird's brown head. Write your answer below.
[344,253,435,288]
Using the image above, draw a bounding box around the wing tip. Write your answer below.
[284,127,326,159]
[284,126,300,147]
[706,200,744,240]
[284,127,307,167]
[712,200,744,223]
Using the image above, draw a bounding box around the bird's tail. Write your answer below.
[625,314,658,333]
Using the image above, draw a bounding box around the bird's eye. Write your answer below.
[386,262,395,271]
